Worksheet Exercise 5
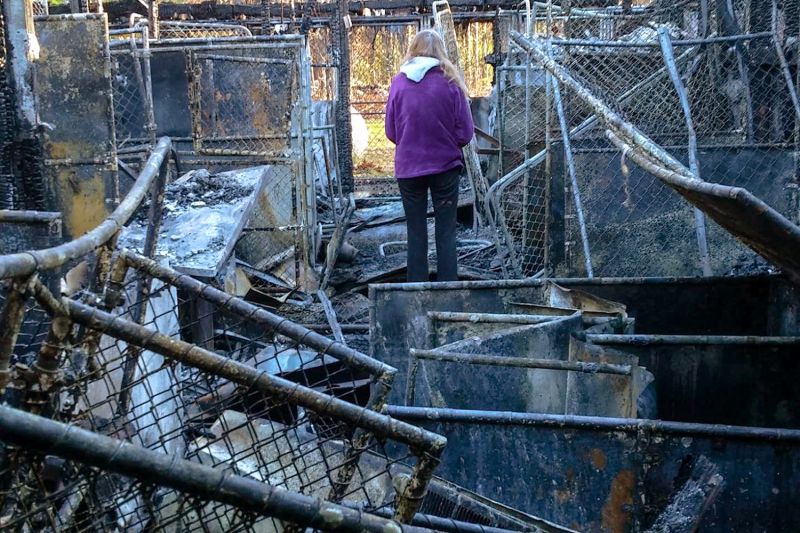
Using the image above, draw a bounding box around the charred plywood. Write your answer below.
[33,14,116,239]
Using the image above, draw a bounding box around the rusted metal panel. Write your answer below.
[565,338,652,419]
[33,14,117,238]
[587,335,800,429]
[189,47,298,156]
[408,315,582,413]
[370,277,798,396]
[388,406,800,533]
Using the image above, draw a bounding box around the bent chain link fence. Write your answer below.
[489,1,800,279]
[0,140,446,530]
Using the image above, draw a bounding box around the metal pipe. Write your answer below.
[772,0,800,122]
[119,250,394,379]
[385,406,800,443]
[117,159,169,416]
[585,334,800,346]
[548,32,772,47]
[0,138,172,280]
[62,297,446,454]
[0,405,433,533]
[508,32,693,178]
[657,27,712,277]
[427,311,557,324]
[550,69,593,277]
[409,349,633,375]
[0,278,33,392]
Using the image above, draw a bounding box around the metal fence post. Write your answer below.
[333,0,354,193]
[658,28,712,277]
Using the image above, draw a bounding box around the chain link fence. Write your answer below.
[489,1,800,279]
[348,16,498,183]
[110,29,156,152]
[0,138,449,529]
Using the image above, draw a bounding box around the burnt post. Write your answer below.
[148,0,159,40]
[333,0,354,193]
[2,0,46,211]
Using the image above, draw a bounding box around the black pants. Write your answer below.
[397,167,460,282]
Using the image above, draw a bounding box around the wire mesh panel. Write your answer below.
[559,33,798,277]
[159,21,252,40]
[490,2,800,279]
[190,53,295,156]
[349,22,418,179]
[27,250,445,522]
[110,30,156,149]
[0,406,431,532]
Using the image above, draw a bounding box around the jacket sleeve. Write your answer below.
[453,88,475,148]
[385,81,397,144]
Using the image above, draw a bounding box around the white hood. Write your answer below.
[399,56,441,82]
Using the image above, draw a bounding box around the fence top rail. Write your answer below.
[548,32,773,48]
[0,137,172,281]
[386,406,800,443]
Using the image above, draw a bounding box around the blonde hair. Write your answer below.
[404,29,469,97]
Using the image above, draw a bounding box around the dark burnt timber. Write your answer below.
[64,0,619,20]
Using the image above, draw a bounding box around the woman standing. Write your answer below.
[385,29,474,282]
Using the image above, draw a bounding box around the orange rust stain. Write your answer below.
[57,169,108,238]
[554,489,573,504]
[590,448,608,470]
[601,469,635,533]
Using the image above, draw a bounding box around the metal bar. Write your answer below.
[772,0,800,122]
[63,297,446,453]
[586,334,800,346]
[318,290,346,344]
[299,324,370,332]
[0,210,60,223]
[0,137,172,280]
[385,406,800,443]
[117,159,170,416]
[658,27,712,277]
[368,507,532,533]
[550,71,593,277]
[192,54,293,64]
[0,278,33,392]
[548,32,772,47]
[119,250,393,378]
[409,349,633,375]
[427,311,558,324]
[0,405,433,533]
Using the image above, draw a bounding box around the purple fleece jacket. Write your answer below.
[384,68,474,179]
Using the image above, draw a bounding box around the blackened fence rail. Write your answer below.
[0,404,434,533]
